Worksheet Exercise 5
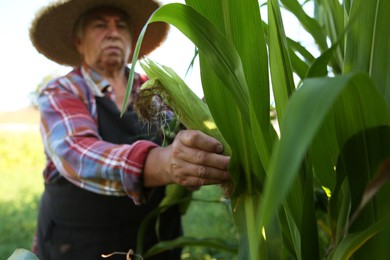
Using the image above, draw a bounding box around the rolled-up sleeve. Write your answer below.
[120,140,158,205]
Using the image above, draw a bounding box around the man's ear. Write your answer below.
[75,37,83,54]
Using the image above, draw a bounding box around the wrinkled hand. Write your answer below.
[168,130,231,187]
[144,130,231,188]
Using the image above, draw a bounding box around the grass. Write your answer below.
[0,129,44,259]
[0,126,238,259]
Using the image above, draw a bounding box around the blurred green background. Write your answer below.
[0,108,238,259]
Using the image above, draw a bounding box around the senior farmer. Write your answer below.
[29,0,230,259]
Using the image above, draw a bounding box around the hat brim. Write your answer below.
[30,0,168,67]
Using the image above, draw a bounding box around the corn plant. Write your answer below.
[125,0,390,259]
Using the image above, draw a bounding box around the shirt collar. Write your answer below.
[80,64,131,97]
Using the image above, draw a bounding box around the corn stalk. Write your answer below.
[124,0,390,259]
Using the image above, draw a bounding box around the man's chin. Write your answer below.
[103,58,125,69]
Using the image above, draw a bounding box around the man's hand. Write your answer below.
[144,130,231,188]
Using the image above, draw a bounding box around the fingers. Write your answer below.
[172,143,229,171]
[168,130,231,188]
[170,160,230,186]
[177,130,224,154]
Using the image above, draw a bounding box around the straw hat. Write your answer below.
[29,0,169,67]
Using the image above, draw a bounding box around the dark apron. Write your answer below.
[37,95,182,260]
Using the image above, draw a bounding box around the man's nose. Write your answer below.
[107,23,120,37]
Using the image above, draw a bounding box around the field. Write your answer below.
[0,127,44,259]
[0,108,237,259]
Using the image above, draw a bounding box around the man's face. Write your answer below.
[75,8,132,70]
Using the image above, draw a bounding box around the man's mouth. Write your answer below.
[105,46,121,51]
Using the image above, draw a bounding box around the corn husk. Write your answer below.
[135,58,231,156]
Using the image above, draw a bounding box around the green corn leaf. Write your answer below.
[279,165,315,258]
[283,203,302,259]
[268,0,296,123]
[344,0,390,110]
[300,158,320,259]
[331,215,390,260]
[306,44,338,78]
[262,21,313,81]
[262,21,315,68]
[310,114,338,191]
[334,126,390,259]
[339,127,390,223]
[287,37,315,65]
[320,0,345,67]
[281,0,328,51]
[344,0,352,15]
[327,163,351,251]
[305,6,358,79]
[350,158,390,226]
[288,47,310,79]
[367,0,390,107]
[197,58,251,195]
[343,0,373,74]
[159,183,192,215]
[125,3,250,124]
[260,72,389,228]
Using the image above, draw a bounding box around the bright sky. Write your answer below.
[0,0,313,112]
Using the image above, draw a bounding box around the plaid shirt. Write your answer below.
[38,64,157,205]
